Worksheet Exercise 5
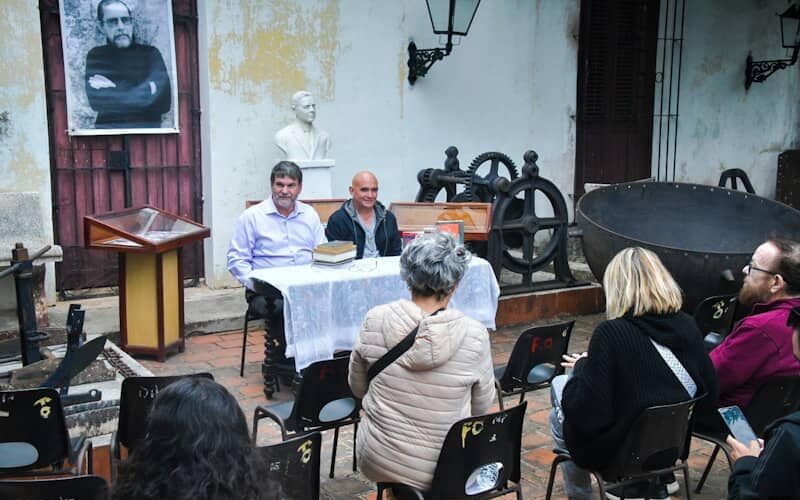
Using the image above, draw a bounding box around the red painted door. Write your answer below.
[39,0,203,292]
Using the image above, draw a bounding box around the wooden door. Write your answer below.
[574,0,660,199]
[39,0,203,291]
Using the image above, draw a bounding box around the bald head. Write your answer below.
[350,171,379,214]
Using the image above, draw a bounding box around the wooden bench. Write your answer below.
[388,202,493,241]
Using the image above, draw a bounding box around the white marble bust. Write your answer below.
[274,90,331,161]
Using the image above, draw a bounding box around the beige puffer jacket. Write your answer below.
[348,299,496,492]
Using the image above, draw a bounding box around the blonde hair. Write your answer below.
[603,247,683,319]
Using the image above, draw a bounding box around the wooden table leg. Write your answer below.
[262,329,279,399]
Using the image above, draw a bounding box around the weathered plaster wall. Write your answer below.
[0,1,57,302]
[668,0,800,195]
[199,0,580,287]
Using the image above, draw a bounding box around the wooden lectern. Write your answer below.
[84,206,210,360]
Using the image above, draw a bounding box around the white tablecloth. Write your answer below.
[247,256,500,370]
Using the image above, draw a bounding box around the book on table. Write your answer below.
[313,240,357,264]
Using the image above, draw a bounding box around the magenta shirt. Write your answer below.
[710,297,800,409]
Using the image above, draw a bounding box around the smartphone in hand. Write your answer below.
[718,405,758,444]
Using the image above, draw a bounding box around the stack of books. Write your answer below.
[313,240,357,266]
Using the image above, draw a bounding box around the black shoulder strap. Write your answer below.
[367,308,444,383]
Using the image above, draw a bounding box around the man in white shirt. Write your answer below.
[227,161,326,395]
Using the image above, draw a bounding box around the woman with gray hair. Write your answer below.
[349,232,496,493]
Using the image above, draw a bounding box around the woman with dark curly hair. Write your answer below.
[111,377,264,500]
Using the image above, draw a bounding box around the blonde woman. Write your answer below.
[550,247,718,500]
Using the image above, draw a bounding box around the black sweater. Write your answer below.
[562,312,719,470]
[85,43,171,128]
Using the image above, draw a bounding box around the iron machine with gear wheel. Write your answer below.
[414,147,586,295]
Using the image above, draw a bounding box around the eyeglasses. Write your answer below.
[103,16,132,27]
[744,263,779,276]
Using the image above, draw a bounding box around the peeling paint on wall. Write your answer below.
[208,0,340,105]
[0,0,52,211]
[0,0,43,109]
[3,140,40,192]
[0,110,42,192]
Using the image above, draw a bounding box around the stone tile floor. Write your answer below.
[140,313,730,499]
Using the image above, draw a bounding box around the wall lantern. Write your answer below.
[745,3,800,89]
[407,0,481,85]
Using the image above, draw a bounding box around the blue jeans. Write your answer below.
[550,374,593,500]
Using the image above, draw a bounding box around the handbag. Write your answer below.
[367,308,444,383]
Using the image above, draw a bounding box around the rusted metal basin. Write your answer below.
[576,182,800,312]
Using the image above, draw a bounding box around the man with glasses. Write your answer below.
[710,238,800,409]
[85,0,171,128]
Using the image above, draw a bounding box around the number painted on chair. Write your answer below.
[712,300,727,320]
[298,439,313,463]
[531,336,553,353]
[461,420,484,448]
[33,396,52,419]
[137,385,160,399]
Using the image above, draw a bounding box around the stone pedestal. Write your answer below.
[0,193,63,319]
[293,159,335,199]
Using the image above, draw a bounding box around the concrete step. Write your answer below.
[2,285,250,345]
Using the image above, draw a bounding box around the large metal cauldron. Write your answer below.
[576,182,800,312]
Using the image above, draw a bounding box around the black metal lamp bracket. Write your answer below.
[407,41,448,85]
[745,47,799,89]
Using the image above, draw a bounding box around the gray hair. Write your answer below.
[400,232,471,300]
[270,161,302,184]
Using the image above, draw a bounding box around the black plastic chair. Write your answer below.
[693,375,800,493]
[0,475,109,500]
[240,299,264,377]
[376,402,527,500]
[256,432,321,500]
[252,355,359,479]
[692,294,737,351]
[494,320,574,409]
[0,387,92,476]
[112,373,214,460]
[545,397,703,500]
